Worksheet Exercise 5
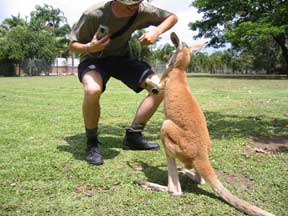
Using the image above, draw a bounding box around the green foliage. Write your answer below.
[30,4,71,58]
[129,30,153,61]
[4,25,57,63]
[189,52,209,72]
[184,50,252,74]
[191,0,287,45]
[129,37,142,60]
[153,43,174,62]
[190,0,288,73]
[0,14,27,31]
[0,4,71,75]
[30,4,67,29]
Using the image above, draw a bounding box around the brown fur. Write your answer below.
[136,33,274,216]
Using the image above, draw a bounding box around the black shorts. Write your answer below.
[78,56,154,93]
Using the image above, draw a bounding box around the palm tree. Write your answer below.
[30,4,67,29]
[0,14,27,32]
[30,4,71,58]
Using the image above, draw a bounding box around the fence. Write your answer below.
[0,58,167,77]
[151,61,166,73]
[0,58,79,77]
[0,62,16,76]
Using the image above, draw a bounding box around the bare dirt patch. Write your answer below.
[244,136,288,154]
[216,171,254,193]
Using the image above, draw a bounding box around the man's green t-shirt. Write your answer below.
[70,1,172,62]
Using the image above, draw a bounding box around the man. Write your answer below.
[69,0,177,165]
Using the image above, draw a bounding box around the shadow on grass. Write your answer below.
[58,110,288,162]
[202,111,288,142]
[59,122,158,161]
[146,111,288,142]
[131,160,222,202]
[189,74,288,80]
[58,124,129,162]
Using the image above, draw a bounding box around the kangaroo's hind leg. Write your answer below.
[161,119,183,196]
[133,155,182,196]
[134,180,168,192]
[166,157,182,195]
[134,120,183,196]
[133,156,182,195]
[178,168,206,184]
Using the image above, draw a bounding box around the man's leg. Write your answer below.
[82,70,104,165]
[123,74,163,150]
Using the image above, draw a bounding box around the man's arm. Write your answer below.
[139,14,178,45]
[69,33,110,55]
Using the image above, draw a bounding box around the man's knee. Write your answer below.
[84,84,102,98]
[82,71,103,98]
[151,89,164,103]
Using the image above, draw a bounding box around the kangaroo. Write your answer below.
[136,32,274,216]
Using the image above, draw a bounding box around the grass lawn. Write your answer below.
[0,75,287,216]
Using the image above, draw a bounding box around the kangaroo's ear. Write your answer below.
[170,32,181,49]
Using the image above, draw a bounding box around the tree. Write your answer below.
[190,0,288,74]
[0,14,27,38]
[156,43,174,62]
[0,5,71,76]
[129,36,142,60]
[30,4,67,29]
[208,51,224,73]
[0,14,27,30]
[4,25,57,63]
[30,4,71,58]
[129,30,153,61]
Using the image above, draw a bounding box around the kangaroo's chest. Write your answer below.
[164,81,208,134]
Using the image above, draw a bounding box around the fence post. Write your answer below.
[29,59,32,75]
[72,54,74,75]
[57,58,59,76]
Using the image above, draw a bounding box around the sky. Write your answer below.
[0,0,209,48]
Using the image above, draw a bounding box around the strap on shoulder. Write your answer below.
[110,11,138,40]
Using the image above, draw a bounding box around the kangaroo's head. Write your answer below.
[166,32,191,71]
[161,32,208,81]
[161,32,208,86]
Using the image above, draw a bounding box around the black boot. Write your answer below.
[86,139,104,165]
[123,128,160,150]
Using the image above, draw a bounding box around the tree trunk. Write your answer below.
[272,34,288,74]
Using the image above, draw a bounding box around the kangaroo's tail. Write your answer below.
[193,158,274,216]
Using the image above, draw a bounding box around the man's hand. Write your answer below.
[86,32,110,53]
[139,30,160,45]
[138,14,178,46]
